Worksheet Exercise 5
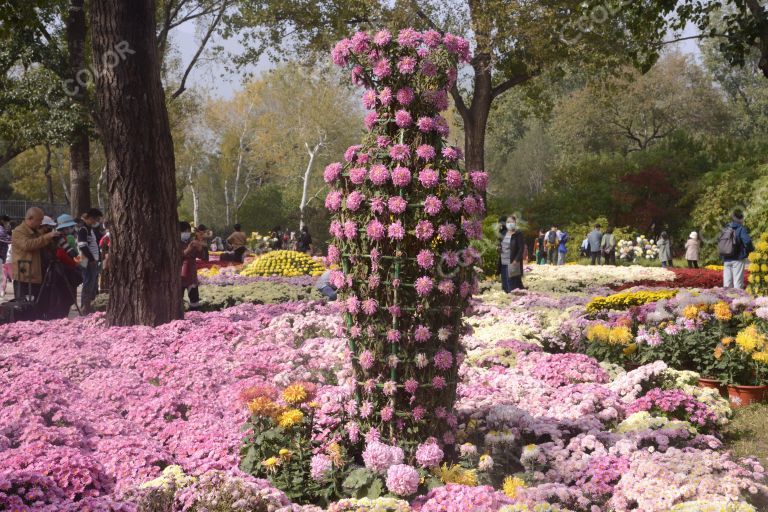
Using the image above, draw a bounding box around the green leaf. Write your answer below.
[366,477,383,499]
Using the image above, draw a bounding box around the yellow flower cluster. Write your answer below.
[277,408,304,428]
[282,383,309,405]
[247,396,284,419]
[240,250,325,277]
[704,264,724,271]
[586,324,633,346]
[197,265,221,278]
[748,234,768,296]
[586,290,678,313]
[502,476,527,498]
[712,302,732,322]
[735,325,768,368]
[434,464,478,486]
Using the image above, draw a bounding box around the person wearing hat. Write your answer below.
[11,207,61,301]
[78,208,104,314]
[685,231,701,269]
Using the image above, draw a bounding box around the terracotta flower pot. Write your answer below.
[726,385,768,408]
[698,377,727,398]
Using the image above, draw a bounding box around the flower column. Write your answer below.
[325,29,485,453]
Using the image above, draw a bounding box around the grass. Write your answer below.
[723,403,768,468]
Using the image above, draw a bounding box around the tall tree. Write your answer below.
[91,0,182,326]
[66,0,91,217]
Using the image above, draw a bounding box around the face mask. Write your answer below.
[181,233,191,242]
[506,223,516,231]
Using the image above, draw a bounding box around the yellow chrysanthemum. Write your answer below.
[282,383,308,405]
[586,324,611,343]
[435,464,478,486]
[683,305,700,320]
[714,345,724,360]
[752,351,768,364]
[623,343,638,356]
[502,476,527,498]
[277,408,304,429]
[735,325,767,353]
[248,397,283,419]
[278,448,292,461]
[608,326,633,346]
[713,302,732,322]
[328,442,344,466]
[262,456,280,472]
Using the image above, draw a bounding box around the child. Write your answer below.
[1,243,12,298]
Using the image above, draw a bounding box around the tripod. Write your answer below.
[39,260,83,318]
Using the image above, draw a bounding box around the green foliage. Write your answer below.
[198,282,323,311]
[341,468,385,500]
[471,216,503,277]
[562,217,632,263]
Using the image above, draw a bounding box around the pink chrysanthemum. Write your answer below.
[470,170,489,191]
[329,220,343,238]
[388,220,405,240]
[438,224,457,242]
[343,220,358,240]
[423,195,442,216]
[378,86,393,105]
[421,59,437,77]
[462,196,479,215]
[422,29,442,48]
[414,324,431,342]
[415,353,428,368]
[434,349,454,370]
[373,29,392,46]
[324,162,342,183]
[415,220,434,241]
[391,166,412,187]
[327,244,340,264]
[398,28,421,47]
[381,406,394,422]
[432,376,446,389]
[416,249,434,269]
[350,31,370,54]
[369,164,389,185]
[416,116,435,132]
[404,378,419,394]
[344,145,361,162]
[346,191,365,211]
[310,454,333,482]
[413,406,426,421]
[351,64,365,85]
[389,144,410,161]
[364,111,378,131]
[325,190,342,211]
[386,329,401,343]
[398,56,417,74]
[359,350,374,370]
[329,270,346,289]
[346,295,360,315]
[442,250,459,267]
[376,135,391,147]
[442,146,460,160]
[418,168,439,188]
[445,169,462,188]
[396,87,415,106]
[366,219,385,241]
[388,305,401,317]
[416,144,436,161]
[415,276,434,296]
[438,279,455,295]
[415,442,444,469]
[331,39,352,66]
[386,464,420,497]
[395,109,413,128]
[362,89,377,110]
[368,273,381,289]
[387,195,407,214]
[445,196,462,213]
[348,167,367,185]
[370,196,386,215]
[373,58,391,78]
[362,298,378,316]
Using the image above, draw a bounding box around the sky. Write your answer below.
[170,18,704,100]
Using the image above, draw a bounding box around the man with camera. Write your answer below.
[11,207,60,301]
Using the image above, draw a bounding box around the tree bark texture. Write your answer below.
[67,0,91,217]
[91,0,182,326]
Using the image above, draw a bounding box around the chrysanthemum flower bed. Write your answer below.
[241,250,326,277]
[1,281,767,510]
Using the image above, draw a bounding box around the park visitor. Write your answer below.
[78,208,103,314]
[500,215,525,292]
[1,241,11,298]
[227,223,247,250]
[546,225,559,265]
[720,211,754,289]
[557,230,569,265]
[0,215,11,263]
[496,216,507,277]
[601,227,617,266]
[685,232,700,269]
[297,225,313,253]
[315,269,337,301]
[99,222,112,293]
[11,207,60,302]
[588,224,604,265]
[180,221,208,311]
[580,236,589,258]
[534,229,546,264]
[657,232,673,268]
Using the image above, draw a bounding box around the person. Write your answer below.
[721,211,754,289]
[496,216,508,276]
[580,237,589,259]
[315,269,337,301]
[99,221,112,293]
[11,207,60,303]
[180,221,208,310]
[227,223,247,251]
[587,224,604,265]
[657,231,673,268]
[601,227,617,266]
[0,215,11,263]
[557,230,569,265]
[534,229,546,265]
[194,224,211,260]
[685,231,700,269]
[297,225,312,253]
[1,240,12,297]
[546,226,559,265]
[270,226,283,250]
[78,208,103,314]
[500,215,525,292]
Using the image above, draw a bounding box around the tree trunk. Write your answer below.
[67,0,91,217]
[44,144,54,204]
[191,184,200,228]
[463,53,492,173]
[97,165,107,211]
[92,0,182,326]
[298,142,318,230]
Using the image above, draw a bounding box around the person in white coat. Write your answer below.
[685,232,700,269]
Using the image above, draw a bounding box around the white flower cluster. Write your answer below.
[617,237,659,261]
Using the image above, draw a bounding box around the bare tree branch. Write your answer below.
[491,71,539,100]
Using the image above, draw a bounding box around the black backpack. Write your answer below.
[718,225,738,258]
[547,231,557,244]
